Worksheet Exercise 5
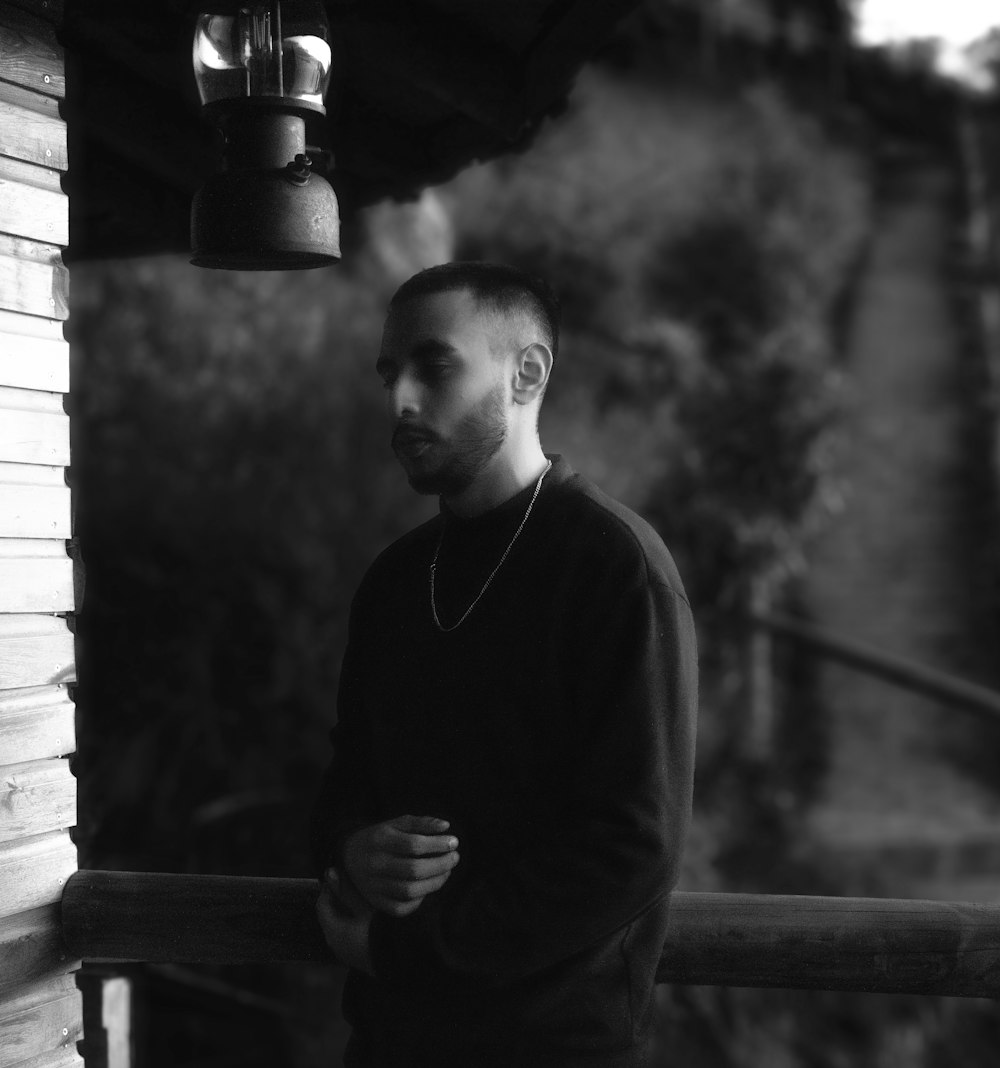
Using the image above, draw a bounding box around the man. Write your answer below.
[311,261,697,1067]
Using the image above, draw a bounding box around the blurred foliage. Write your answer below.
[70,255,435,874]
[447,75,870,810]
[449,79,867,611]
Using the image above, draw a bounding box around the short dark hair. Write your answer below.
[388,261,560,362]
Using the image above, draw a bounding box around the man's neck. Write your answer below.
[443,445,549,518]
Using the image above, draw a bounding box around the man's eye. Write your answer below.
[421,363,450,381]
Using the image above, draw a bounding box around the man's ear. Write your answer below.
[512,343,553,405]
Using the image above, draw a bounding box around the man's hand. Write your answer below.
[343,814,460,917]
[316,868,374,976]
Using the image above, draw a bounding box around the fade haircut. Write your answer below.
[387,261,560,364]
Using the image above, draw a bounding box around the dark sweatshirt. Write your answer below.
[310,456,698,1067]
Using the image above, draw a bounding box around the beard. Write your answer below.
[394,382,508,497]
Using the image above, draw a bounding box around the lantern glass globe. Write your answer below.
[193,2,332,114]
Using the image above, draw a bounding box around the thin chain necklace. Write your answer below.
[430,460,552,632]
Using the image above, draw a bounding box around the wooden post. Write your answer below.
[77,969,132,1068]
[60,871,1000,1000]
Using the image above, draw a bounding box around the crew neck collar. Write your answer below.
[439,454,565,530]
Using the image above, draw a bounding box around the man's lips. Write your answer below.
[392,428,437,455]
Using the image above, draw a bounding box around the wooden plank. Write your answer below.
[0,80,58,119]
[0,154,61,194]
[0,7,64,98]
[659,891,1000,996]
[0,386,69,464]
[0,970,76,1014]
[0,549,74,612]
[0,758,75,844]
[9,1044,83,1068]
[0,384,64,414]
[0,236,63,270]
[0,98,66,170]
[0,830,76,919]
[0,461,62,485]
[60,873,1000,1000]
[0,181,67,245]
[0,684,75,764]
[0,535,67,553]
[0,310,62,342]
[0,253,68,320]
[0,615,74,691]
[0,974,75,1012]
[0,332,68,392]
[0,987,81,1068]
[0,479,70,538]
[0,905,74,997]
[61,871,332,965]
[3,2,64,31]
[102,976,131,1068]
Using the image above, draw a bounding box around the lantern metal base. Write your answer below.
[191,166,341,271]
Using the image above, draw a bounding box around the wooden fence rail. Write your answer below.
[753,610,1000,723]
[60,871,1000,1000]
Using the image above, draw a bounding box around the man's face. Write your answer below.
[377,289,511,497]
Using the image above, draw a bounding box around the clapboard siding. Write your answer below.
[0,831,77,921]
[0,477,72,538]
[10,1046,83,1068]
[0,386,70,465]
[0,541,74,613]
[0,759,76,845]
[0,76,61,117]
[0,252,69,320]
[0,630,75,688]
[0,154,62,195]
[0,236,67,268]
[0,309,63,341]
[0,905,72,997]
[0,332,69,392]
[15,1047,84,1068]
[0,93,66,173]
[0,7,64,98]
[0,978,81,1068]
[0,685,74,765]
[0,184,68,247]
[0,618,74,692]
[0,9,78,1068]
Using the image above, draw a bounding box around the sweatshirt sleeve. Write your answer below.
[368,576,698,986]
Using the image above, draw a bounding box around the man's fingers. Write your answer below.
[374,850,460,880]
[390,814,451,835]
[380,825,459,858]
[402,872,452,898]
[369,867,455,904]
[343,816,461,917]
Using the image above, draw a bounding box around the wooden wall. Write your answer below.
[0,2,82,1067]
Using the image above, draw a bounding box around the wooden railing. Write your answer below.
[753,610,1000,723]
[60,871,1000,999]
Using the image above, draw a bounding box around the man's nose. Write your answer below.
[390,372,421,418]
